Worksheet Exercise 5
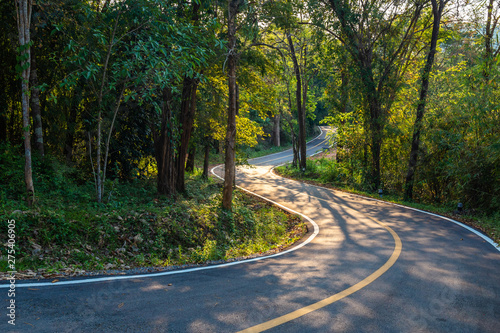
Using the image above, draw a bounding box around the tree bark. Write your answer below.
[369,98,383,189]
[202,139,210,179]
[483,0,496,77]
[16,0,34,206]
[485,0,494,59]
[285,85,298,167]
[286,115,298,168]
[222,0,240,211]
[101,85,125,193]
[302,45,307,126]
[287,34,306,170]
[93,13,118,202]
[174,1,201,193]
[337,70,348,163]
[404,0,445,201]
[185,144,196,173]
[175,76,198,192]
[272,112,280,147]
[154,87,176,195]
[30,50,43,156]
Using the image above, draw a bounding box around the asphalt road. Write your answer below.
[2,126,499,332]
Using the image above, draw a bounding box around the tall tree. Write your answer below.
[30,50,43,156]
[404,0,447,201]
[175,1,202,193]
[313,0,424,189]
[30,4,43,156]
[287,33,307,170]
[482,0,500,77]
[15,0,35,206]
[222,0,241,210]
[175,75,199,192]
[56,0,180,201]
[155,87,177,195]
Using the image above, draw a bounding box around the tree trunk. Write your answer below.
[484,0,495,77]
[96,109,103,202]
[337,70,348,163]
[302,45,307,125]
[369,96,383,189]
[272,112,280,147]
[175,76,198,193]
[94,13,120,202]
[284,115,298,168]
[185,144,196,173]
[287,34,306,170]
[285,85,298,167]
[404,0,444,201]
[175,2,201,193]
[222,0,240,211]
[202,139,210,179]
[101,86,125,193]
[30,50,43,156]
[236,83,240,115]
[154,87,176,195]
[16,0,34,206]
[360,54,383,190]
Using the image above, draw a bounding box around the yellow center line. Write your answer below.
[237,187,402,333]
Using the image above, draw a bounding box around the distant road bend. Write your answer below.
[3,126,500,333]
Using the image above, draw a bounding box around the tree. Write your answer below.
[222,0,242,210]
[404,0,447,201]
[468,0,500,77]
[155,87,177,195]
[287,33,307,170]
[174,1,203,193]
[15,0,34,206]
[311,0,424,189]
[56,0,194,201]
[30,3,43,156]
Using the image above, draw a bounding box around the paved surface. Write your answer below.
[2,126,500,332]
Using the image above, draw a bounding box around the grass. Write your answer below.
[275,154,500,245]
[0,145,306,277]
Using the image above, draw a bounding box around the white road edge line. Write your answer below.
[2,129,326,289]
[270,165,500,252]
[2,189,319,289]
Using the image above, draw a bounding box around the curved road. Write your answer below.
[2,126,500,332]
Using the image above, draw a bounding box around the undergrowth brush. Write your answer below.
[0,145,306,276]
[276,156,500,244]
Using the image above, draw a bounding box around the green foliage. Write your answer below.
[418,60,500,212]
[279,157,348,188]
[0,162,305,273]
[2,0,498,274]
[275,155,500,244]
[0,142,24,202]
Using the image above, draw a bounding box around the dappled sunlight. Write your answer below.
[11,130,499,332]
[140,282,169,292]
[4,0,500,329]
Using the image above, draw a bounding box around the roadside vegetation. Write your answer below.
[2,1,499,276]
[0,144,306,278]
[276,152,500,245]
